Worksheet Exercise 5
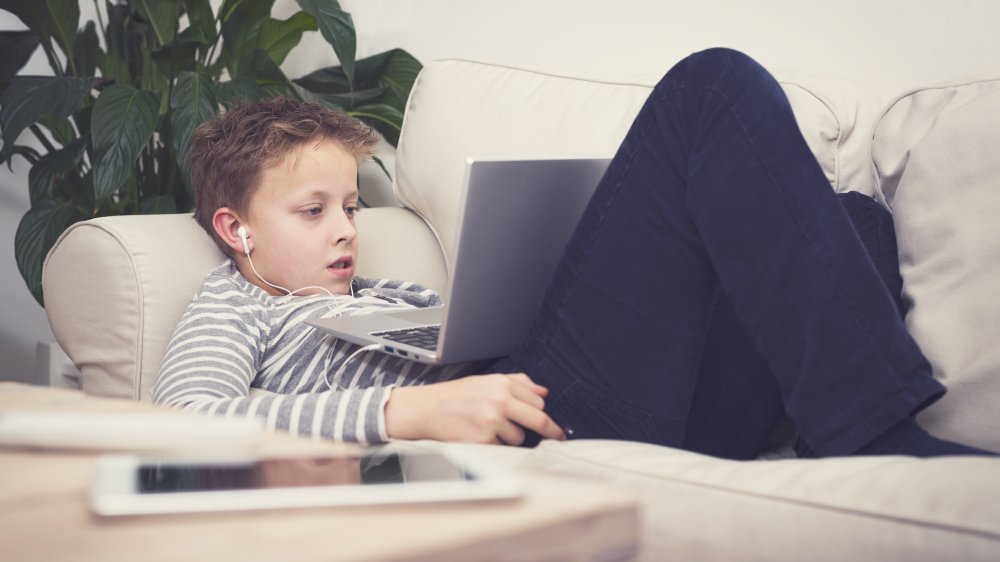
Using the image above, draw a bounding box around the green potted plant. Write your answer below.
[0,0,421,305]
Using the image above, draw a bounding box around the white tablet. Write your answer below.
[89,444,523,517]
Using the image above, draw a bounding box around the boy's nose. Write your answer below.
[332,212,357,244]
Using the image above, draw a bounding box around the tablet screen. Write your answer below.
[137,450,472,494]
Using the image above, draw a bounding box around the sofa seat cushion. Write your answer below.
[521,439,1000,562]
[394,59,882,274]
[871,73,1000,451]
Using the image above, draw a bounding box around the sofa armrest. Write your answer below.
[42,208,444,402]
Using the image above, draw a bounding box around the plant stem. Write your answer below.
[29,125,57,154]
[204,35,221,77]
[203,0,234,76]
[40,40,64,78]
[93,0,108,48]
[122,12,132,87]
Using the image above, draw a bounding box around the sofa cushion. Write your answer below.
[394,59,882,270]
[521,439,1000,562]
[42,209,445,401]
[871,73,1000,452]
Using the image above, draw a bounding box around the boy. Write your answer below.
[158,50,992,458]
[153,97,565,445]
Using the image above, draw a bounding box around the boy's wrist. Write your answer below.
[384,386,422,440]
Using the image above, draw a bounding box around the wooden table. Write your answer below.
[0,383,638,562]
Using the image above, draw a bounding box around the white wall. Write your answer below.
[3,0,1000,384]
[1,11,57,384]
[326,0,1000,99]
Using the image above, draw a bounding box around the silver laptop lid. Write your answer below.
[435,157,610,363]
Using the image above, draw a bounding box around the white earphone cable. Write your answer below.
[239,226,376,391]
[325,344,381,390]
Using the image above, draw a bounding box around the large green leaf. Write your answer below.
[295,0,355,86]
[0,0,78,58]
[291,49,420,147]
[287,82,342,110]
[0,75,94,159]
[235,47,288,85]
[90,84,159,205]
[170,71,217,172]
[132,0,180,48]
[293,49,420,108]
[217,78,268,106]
[0,31,40,89]
[294,65,349,93]
[220,0,275,78]
[291,84,384,109]
[256,12,318,66]
[27,135,87,205]
[349,103,404,147]
[14,196,83,306]
[377,49,422,108]
[219,0,274,24]
[179,0,217,45]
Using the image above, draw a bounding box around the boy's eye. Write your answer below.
[345,205,360,218]
[302,206,323,217]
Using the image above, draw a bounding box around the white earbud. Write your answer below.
[237,226,250,255]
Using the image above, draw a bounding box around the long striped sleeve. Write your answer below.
[153,261,481,443]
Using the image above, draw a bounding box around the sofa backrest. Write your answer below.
[394,60,883,267]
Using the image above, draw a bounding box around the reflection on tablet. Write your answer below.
[136,450,473,494]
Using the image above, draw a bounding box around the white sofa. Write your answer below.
[43,58,1000,560]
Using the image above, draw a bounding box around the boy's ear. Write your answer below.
[212,208,250,254]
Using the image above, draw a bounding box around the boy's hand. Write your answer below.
[384,374,566,445]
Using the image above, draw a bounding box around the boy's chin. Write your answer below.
[277,282,350,297]
[310,284,351,297]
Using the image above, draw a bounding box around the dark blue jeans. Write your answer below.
[493,48,945,459]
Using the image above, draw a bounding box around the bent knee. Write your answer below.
[657,47,774,94]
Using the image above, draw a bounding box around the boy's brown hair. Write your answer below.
[188,97,381,256]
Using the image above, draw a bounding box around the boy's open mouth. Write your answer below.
[328,257,354,276]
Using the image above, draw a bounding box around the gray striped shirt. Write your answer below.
[153,261,488,443]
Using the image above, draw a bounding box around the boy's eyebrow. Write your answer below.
[302,188,359,200]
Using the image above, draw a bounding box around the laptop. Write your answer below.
[306,157,611,365]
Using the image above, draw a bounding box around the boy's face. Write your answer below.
[242,139,360,296]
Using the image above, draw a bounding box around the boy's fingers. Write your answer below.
[508,373,550,396]
[505,399,565,441]
[495,420,527,446]
[509,379,545,410]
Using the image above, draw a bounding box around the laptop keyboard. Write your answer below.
[372,325,441,351]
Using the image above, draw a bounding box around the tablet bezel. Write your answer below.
[89,445,523,516]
